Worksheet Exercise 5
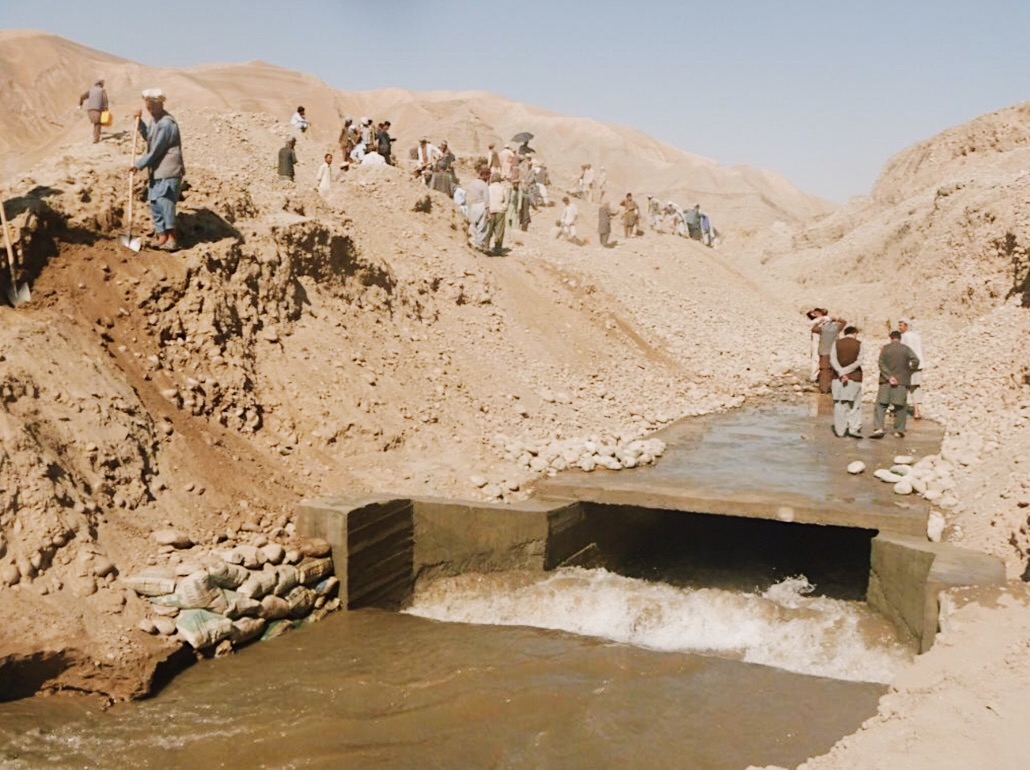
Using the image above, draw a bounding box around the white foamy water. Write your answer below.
[405,568,913,684]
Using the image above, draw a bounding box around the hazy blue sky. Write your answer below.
[3,0,1028,201]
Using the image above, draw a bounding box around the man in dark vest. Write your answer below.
[871,330,920,439]
[829,326,864,437]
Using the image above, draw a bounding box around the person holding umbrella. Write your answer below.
[512,131,534,157]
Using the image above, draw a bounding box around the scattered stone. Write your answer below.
[893,455,915,465]
[153,529,193,549]
[927,511,946,542]
[873,469,904,484]
[1,564,21,587]
[138,618,158,635]
[847,461,866,475]
[893,479,914,495]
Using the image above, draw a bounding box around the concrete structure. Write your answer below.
[298,495,594,610]
[868,534,1006,651]
[299,401,1004,651]
[538,401,945,537]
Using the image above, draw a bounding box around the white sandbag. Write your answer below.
[296,557,333,586]
[313,576,339,597]
[259,594,291,620]
[177,570,228,613]
[273,564,300,597]
[237,568,277,599]
[229,617,267,645]
[222,590,263,619]
[204,558,250,590]
[122,567,177,597]
[285,585,316,618]
[176,609,233,649]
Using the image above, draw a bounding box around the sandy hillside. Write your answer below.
[0,30,1028,770]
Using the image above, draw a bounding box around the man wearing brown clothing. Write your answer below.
[830,326,863,437]
[871,330,920,438]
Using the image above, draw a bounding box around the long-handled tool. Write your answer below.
[0,196,30,307]
[121,124,142,252]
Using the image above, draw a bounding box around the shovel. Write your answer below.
[121,124,142,252]
[0,197,30,307]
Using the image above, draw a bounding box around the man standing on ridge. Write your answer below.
[79,78,109,143]
[132,89,184,251]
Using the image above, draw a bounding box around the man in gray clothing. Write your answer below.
[79,79,108,143]
[871,330,920,438]
[278,137,298,182]
[132,89,185,251]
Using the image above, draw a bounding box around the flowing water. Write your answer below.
[0,569,907,770]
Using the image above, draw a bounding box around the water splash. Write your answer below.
[405,568,912,683]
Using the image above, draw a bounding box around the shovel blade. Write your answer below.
[121,234,142,252]
[6,282,29,307]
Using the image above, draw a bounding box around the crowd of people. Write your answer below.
[85,80,726,259]
[808,308,928,439]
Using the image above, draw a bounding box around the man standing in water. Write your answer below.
[132,89,184,251]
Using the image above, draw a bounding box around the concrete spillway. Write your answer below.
[299,401,1004,653]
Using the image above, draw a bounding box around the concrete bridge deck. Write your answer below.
[537,398,945,537]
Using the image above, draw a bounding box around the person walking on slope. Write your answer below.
[486,172,510,255]
[278,137,298,182]
[598,201,614,247]
[871,330,920,439]
[556,196,579,243]
[132,89,184,251]
[620,193,639,238]
[79,78,109,143]
[466,166,491,252]
[314,152,333,196]
[899,318,927,419]
[830,326,864,438]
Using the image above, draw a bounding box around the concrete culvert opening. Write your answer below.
[580,504,876,601]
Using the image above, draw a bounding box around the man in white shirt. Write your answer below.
[557,196,579,243]
[290,106,310,133]
[899,319,927,419]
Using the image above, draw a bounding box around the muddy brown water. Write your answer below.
[0,591,888,770]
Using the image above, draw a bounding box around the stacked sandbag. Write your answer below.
[123,537,340,653]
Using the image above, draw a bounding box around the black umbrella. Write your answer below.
[511,132,534,144]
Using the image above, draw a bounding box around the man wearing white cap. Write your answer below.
[132,89,185,251]
[898,318,927,419]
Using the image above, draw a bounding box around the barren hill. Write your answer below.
[0,30,834,233]
[756,101,1030,323]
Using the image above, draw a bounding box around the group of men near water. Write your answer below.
[809,309,927,439]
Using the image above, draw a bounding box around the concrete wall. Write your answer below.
[867,534,1006,652]
[298,495,592,610]
[297,495,414,610]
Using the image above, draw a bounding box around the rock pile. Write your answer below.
[124,535,340,654]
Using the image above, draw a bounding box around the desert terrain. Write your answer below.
[0,30,1027,769]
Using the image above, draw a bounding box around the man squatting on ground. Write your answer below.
[830,326,863,438]
[872,330,920,439]
[132,89,184,251]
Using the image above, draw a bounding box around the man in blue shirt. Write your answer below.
[131,89,185,251]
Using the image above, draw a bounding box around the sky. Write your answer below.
[3,0,1028,202]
